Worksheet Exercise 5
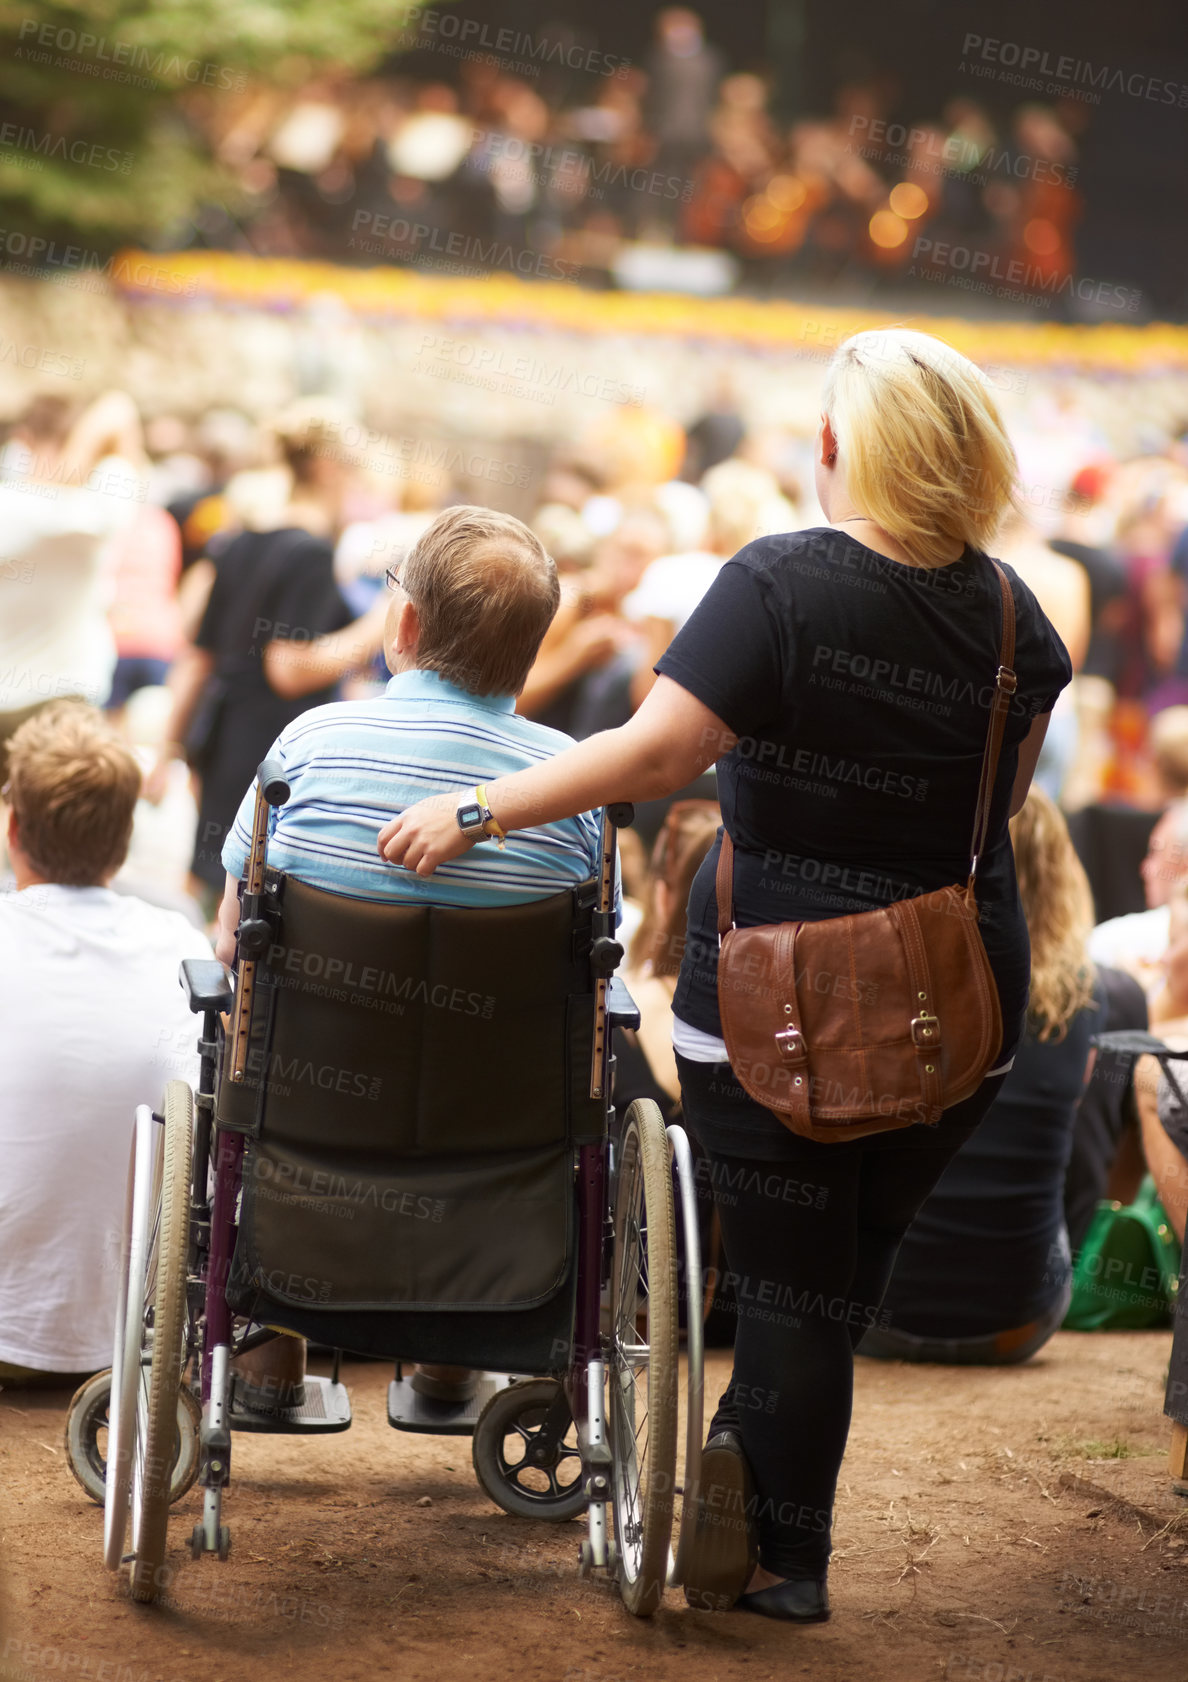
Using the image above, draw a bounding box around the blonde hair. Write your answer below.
[700,458,785,554]
[7,702,141,886]
[1009,786,1096,1041]
[822,328,1018,566]
[402,504,559,697]
[629,800,721,977]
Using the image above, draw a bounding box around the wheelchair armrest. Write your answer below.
[180,957,234,1016]
[1091,1031,1188,1062]
[607,974,641,1033]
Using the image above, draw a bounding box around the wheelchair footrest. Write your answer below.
[229,1374,352,1435]
[387,1371,516,1436]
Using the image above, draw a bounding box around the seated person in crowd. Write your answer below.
[1063,962,1148,1252]
[214,505,607,1407]
[1134,892,1188,1244]
[1089,800,1188,992]
[0,704,211,1383]
[859,789,1100,1366]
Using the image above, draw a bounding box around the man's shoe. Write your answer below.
[738,1576,831,1623]
[231,1334,307,1414]
[682,1431,759,1611]
[409,1364,479,1404]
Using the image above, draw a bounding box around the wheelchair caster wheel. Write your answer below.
[190,1524,204,1559]
[65,1369,201,1508]
[217,1525,232,1561]
[472,1380,586,1522]
[578,1540,594,1578]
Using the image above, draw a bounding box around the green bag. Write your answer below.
[1064,1175,1181,1331]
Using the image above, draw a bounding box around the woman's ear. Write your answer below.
[820,415,838,467]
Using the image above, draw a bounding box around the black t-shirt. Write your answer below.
[195,526,351,676]
[655,528,1073,1050]
[190,526,352,888]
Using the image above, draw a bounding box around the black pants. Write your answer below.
[677,1055,1006,1579]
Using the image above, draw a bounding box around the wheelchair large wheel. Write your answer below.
[472,1379,586,1521]
[104,1083,194,1602]
[65,1368,201,1508]
[607,1099,679,1617]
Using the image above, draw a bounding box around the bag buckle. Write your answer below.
[911,1012,940,1048]
[775,1025,807,1063]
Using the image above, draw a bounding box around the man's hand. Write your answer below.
[377,791,478,876]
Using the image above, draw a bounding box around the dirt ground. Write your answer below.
[3,1333,1188,1682]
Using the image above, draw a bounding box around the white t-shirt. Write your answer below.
[0,458,141,712]
[622,551,724,632]
[1087,904,1171,982]
[0,885,212,1371]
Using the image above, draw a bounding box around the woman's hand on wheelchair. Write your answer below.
[377,792,476,875]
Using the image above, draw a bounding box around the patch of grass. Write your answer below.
[1063,1438,1135,1460]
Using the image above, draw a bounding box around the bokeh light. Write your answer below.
[868,209,909,249]
[767,175,809,212]
[888,181,929,220]
[1023,218,1062,256]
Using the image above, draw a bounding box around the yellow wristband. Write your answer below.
[475,783,506,847]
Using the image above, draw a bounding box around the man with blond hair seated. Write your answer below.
[214,505,608,1408]
[0,703,212,1383]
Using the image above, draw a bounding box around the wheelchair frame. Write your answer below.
[92,761,706,1616]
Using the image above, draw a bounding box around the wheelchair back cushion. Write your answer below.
[219,872,602,1155]
[221,874,599,1311]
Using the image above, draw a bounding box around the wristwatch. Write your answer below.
[455,785,506,847]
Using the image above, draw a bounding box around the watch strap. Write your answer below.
[474,783,506,848]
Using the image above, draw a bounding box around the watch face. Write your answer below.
[457,802,483,830]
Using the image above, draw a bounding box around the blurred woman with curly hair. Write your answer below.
[862,784,1100,1366]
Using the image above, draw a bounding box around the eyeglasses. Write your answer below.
[385,562,404,592]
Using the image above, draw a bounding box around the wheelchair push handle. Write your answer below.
[589,802,632,1100]
[228,761,287,1083]
[257,757,291,808]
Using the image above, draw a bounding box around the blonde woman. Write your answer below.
[377,329,1072,1622]
[861,787,1099,1365]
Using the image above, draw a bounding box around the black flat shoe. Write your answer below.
[738,1577,831,1623]
[682,1431,759,1611]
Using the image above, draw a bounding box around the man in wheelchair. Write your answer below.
[93,502,701,1616]
[212,506,609,1410]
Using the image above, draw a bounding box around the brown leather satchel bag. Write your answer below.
[715,561,1016,1142]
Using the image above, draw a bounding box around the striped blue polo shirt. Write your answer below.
[221,668,607,907]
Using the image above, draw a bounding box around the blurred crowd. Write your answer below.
[182,6,1088,299]
[8,368,1188,1387]
[5,376,1188,918]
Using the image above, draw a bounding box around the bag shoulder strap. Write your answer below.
[715,558,1018,929]
[968,560,1017,888]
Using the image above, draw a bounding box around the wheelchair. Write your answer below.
[76,761,706,1616]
